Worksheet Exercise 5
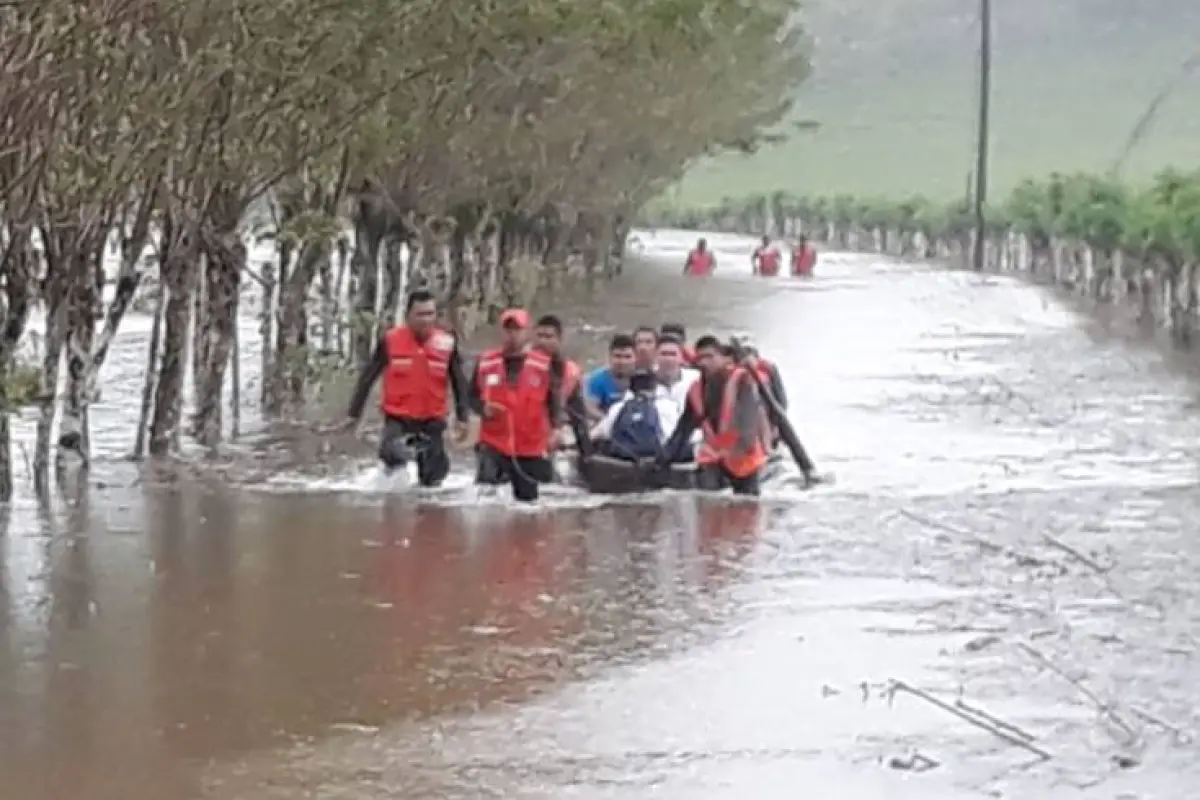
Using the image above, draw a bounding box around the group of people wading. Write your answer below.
[342,289,820,504]
[683,236,816,278]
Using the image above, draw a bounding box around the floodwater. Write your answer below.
[4,229,1200,798]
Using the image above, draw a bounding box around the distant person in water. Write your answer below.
[752,236,781,277]
[792,235,816,277]
[684,238,716,276]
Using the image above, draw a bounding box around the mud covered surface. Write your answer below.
[4,229,1200,799]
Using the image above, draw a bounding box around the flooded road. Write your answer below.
[5,229,1200,798]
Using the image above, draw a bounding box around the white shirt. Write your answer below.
[589,368,700,444]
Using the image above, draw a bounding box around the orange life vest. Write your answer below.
[685,367,769,477]
[792,245,816,276]
[380,325,455,419]
[755,247,781,276]
[476,348,553,457]
[685,249,714,276]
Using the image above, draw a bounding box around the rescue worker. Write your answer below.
[533,313,592,456]
[657,335,771,496]
[343,289,469,486]
[684,238,716,276]
[583,333,636,419]
[661,322,697,366]
[752,235,781,277]
[470,308,560,502]
[791,235,817,276]
[632,325,659,371]
[731,337,787,411]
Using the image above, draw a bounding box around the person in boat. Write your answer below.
[684,238,716,276]
[533,313,593,456]
[632,325,659,371]
[657,335,771,496]
[583,333,636,420]
[589,369,679,461]
[660,322,696,366]
[342,289,470,486]
[791,235,817,277]
[752,235,782,277]
[469,308,560,502]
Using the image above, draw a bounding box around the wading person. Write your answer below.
[658,335,770,495]
[791,235,816,276]
[343,289,469,486]
[470,308,560,502]
[752,235,781,277]
[533,313,592,455]
[684,238,715,276]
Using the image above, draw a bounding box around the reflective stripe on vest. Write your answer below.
[380,325,454,419]
[686,368,769,476]
[477,348,553,457]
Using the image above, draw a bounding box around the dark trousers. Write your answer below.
[378,416,450,487]
[695,463,761,496]
[475,443,554,502]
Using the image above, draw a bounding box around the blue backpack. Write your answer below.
[609,395,662,459]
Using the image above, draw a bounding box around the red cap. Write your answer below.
[499,308,530,329]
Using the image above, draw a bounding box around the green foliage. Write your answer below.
[655,168,1200,270]
[0,0,809,238]
[1,358,40,410]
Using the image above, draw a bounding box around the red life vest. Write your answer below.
[685,367,770,477]
[476,348,553,457]
[751,358,774,387]
[379,325,455,420]
[685,249,714,276]
[792,245,816,276]
[755,247,781,276]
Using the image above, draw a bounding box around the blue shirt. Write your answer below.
[584,367,626,412]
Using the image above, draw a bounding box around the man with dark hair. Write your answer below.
[658,335,770,495]
[661,322,696,366]
[343,289,470,487]
[470,308,561,502]
[632,325,658,371]
[583,333,636,419]
[533,313,591,454]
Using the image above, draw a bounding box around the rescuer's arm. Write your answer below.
[466,360,486,416]
[731,377,761,452]
[659,403,698,464]
[446,343,470,423]
[346,336,387,420]
[564,383,593,453]
[767,362,788,411]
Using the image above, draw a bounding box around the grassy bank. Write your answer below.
[666,0,1200,206]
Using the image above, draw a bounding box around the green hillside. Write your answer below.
[672,0,1200,205]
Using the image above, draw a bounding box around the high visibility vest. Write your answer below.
[476,348,553,457]
[685,367,769,477]
[380,325,454,419]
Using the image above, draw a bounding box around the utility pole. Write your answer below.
[971,0,992,271]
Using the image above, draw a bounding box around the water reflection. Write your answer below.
[0,485,762,799]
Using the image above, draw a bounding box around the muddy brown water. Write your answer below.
[4,229,1200,798]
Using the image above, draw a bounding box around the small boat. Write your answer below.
[568,450,789,495]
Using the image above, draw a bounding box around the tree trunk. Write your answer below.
[149,236,197,457]
[193,229,244,449]
[132,287,164,460]
[0,229,35,502]
[349,208,385,369]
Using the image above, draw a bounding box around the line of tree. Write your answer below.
[649,168,1200,336]
[0,0,808,501]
